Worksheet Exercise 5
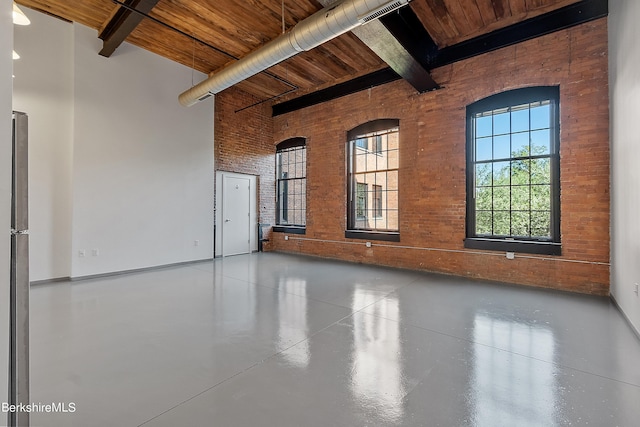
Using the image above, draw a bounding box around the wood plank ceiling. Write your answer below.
[16,0,582,101]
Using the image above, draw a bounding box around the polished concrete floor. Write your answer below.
[29,252,640,426]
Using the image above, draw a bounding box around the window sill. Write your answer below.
[464,238,561,255]
[273,226,306,235]
[345,230,400,242]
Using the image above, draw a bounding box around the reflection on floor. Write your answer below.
[29,252,640,426]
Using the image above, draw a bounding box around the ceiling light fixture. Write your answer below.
[13,3,30,26]
[13,50,20,60]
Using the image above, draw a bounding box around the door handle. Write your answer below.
[224,218,231,222]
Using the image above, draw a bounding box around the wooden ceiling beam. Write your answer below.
[272,68,401,116]
[311,0,438,93]
[431,0,608,68]
[98,0,159,57]
[375,6,440,92]
[273,0,608,115]
[352,19,439,93]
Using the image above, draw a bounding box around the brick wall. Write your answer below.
[217,19,610,295]
[215,87,275,247]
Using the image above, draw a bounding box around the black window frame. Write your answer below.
[465,86,561,255]
[273,137,306,235]
[346,119,400,242]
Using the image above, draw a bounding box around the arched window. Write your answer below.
[274,137,306,233]
[346,119,400,241]
[465,87,561,255]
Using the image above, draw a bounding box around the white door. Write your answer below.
[222,175,251,256]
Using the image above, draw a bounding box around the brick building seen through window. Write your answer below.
[347,119,399,240]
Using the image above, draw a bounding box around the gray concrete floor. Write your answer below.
[29,252,640,426]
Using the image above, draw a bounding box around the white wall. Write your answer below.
[1,0,14,410]
[13,8,214,280]
[609,0,640,334]
[71,25,214,277]
[13,8,73,282]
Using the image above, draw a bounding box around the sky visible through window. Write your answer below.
[475,102,551,161]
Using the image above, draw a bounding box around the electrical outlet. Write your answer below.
[194,240,199,247]
[92,248,99,257]
[365,242,372,248]
[506,252,515,260]
[284,235,289,241]
[78,250,85,258]
[634,283,639,296]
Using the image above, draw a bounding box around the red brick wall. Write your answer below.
[218,19,610,295]
[215,87,275,247]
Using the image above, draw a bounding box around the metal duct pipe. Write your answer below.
[179,0,409,107]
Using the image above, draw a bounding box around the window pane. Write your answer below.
[373,185,383,217]
[349,125,399,232]
[511,159,530,185]
[476,163,492,187]
[511,211,530,237]
[511,132,529,157]
[354,151,368,173]
[386,189,399,211]
[493,111,510,135]
[493,135,510,160]
[276,143,306,226]
[375,135,383,153]
[530,103,550,130]
[476,187,492,210]
[511,185,530,211]
[467,89,558,243]
[531,211,551,238]
[476,115,492,137]
[295,179,304,198]
[531,158,550,184]
[531,129,550,155]
[476,137,492,161]
[476,211,492,235]
[532,185,551,211]
[387,132,399,150]
[493,186,510,210]
[291,210,300,225]
[386,210,399,230]
[372,216,385,230]
[493,161,510,185]
[493,211,510,235]
[511,106,529,133]
[356,183,367,218]
[387,148,399,169]
[384,171,398,191]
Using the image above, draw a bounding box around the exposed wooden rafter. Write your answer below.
[430,0,608,69]
[16,0,585,100]
[273,0,608,116]
[378,6,439,77]
[98,0,159,57]
[314,0,438,94]
[351,17,439,93]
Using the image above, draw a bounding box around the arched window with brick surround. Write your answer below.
[346,119,400,242]
[274,137,306,234]
[465,86,561,255]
